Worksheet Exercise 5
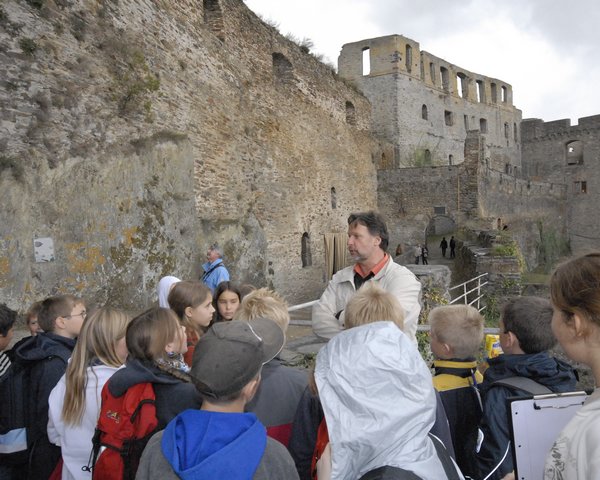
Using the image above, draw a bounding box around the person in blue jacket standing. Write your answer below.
[201,244,230,293]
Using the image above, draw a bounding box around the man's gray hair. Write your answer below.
[210,243,223,257]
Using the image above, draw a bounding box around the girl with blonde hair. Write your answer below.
[48,307,132,480]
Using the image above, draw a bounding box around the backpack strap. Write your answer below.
[201,262,224,281]
[429,433,462,480]
[492,376,552,395]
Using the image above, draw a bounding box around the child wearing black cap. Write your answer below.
[136,318,299,480]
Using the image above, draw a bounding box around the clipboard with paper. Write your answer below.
[508,391,587,480]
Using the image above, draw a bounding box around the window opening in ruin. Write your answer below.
[345,101,356,125]
[425,149,432,163]
[449,154,454,165]
[504,122,509,139]
[457,73,468,98]
[405,45,412,72]
[573,181,588,194]
[421,104,428,120]
[440,67,449,92]
[476,80,485,102]
[362,47,371,76]
[514,123,518,142]
[464,115,469,130]
[480,118,488,133]
[505,163,511,174]
[566,140,583,165]
[434,206,446,215]
[501,86,507,103]
[301,233,312,267]
[429,62,436,85]
[331,187,337,209]
[203,0,224,41]
[444,110,453,126]
[272,52,294,85]
[490,83,497,103]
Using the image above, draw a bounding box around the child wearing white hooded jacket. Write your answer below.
[315,321,464,480]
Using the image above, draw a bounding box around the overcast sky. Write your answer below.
[244,0,599,123]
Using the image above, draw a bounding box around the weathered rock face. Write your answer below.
[0,0,379,310]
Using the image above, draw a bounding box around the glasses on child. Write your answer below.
[65,310,87,320]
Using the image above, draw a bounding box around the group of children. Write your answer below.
[0,252,599,479]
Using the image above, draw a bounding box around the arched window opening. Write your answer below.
[504,122,510,139]
[301,233,312,267]
[440,67,449,92]
[464,115,469,131]
[566,140,584,165]
[424,150,432,163]
[448,154,454,165]
[362,47,370,76]
[272,52,294,85]
[429,62,436,85]
[480,118,488,133]
[345,101,356,125]
[203,0,224,41]
[331,187,337,209]
[444,110,453,126]
[457,72,468,98]
[476,80,485,103]
[405,44,412,72]
[501,85,507,103]
[490,83,497,103]
[421,104,428,120]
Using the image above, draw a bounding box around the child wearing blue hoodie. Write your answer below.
[136,317,299,480]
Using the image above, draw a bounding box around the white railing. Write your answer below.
[448,273,489,312]
[288,272,498,333]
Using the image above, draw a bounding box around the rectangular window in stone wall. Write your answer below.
[573,181,588,193]
[444,110,454,126]
[434,206,446,215]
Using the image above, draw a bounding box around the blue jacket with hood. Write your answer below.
[475,352,577,480]
[136,409,299,480]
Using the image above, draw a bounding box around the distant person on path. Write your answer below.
[312,211,422,344]
[440,237,448,258]
[201,243,230,293]
[414,244,421,264]
[422,244,429,265]
[449,236,456,259]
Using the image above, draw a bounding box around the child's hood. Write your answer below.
[13,332,75,362]
[161,409,266,480]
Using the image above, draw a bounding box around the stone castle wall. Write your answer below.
[0,0,379,310]
[521,115,600,252]
[338,35,522,171]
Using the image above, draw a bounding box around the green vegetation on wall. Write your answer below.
[536,220,570,273]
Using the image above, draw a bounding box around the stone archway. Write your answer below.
[426,215,456,237]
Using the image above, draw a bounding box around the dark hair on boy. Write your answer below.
[0,304,17,336]
[347,211,389,252]
[502,296,556,354]
[38,295,80,333]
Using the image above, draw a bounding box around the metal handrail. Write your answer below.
[288,273,491,328]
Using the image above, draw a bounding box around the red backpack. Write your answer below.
[88,382,158,480]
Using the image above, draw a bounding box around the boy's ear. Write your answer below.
[441,342,453,357]
[54,316,67,331]
[571,313,587,337]
[242,375,261,403]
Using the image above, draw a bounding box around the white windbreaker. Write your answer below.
[315,322,464,480]
[48,364,121,480]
